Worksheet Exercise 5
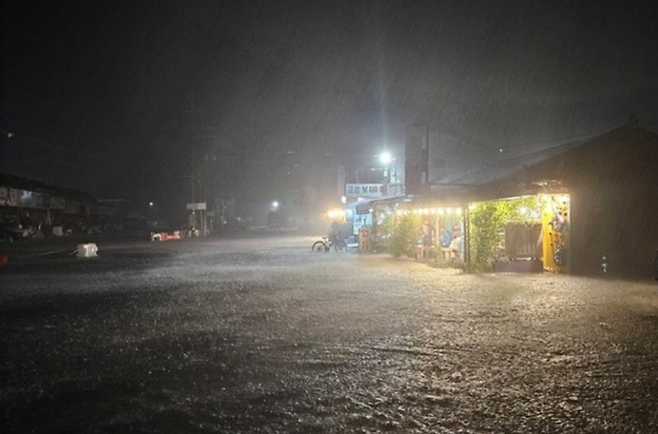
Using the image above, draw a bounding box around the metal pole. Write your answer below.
[463,204,470,265]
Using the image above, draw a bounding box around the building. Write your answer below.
[0,172,117,237]
[433,123,658,280]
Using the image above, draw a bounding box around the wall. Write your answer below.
[536,127,658,280]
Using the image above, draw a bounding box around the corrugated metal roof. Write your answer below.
[429,125,658,201]
[434,139,585,188]
[0,172,98,203]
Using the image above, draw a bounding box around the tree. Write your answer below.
[385,213,421,258]
[469,196,537,271]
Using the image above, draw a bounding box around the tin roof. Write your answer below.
[0,172,99,203]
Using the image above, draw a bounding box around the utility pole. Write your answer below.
[183,90,208,235]
[185,92,200,202]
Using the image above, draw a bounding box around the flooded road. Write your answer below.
[2,235,658,433]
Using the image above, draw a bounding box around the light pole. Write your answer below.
[379,151,394,192]
[268,201,280,228]
[147,202,156,226]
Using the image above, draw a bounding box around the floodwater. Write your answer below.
[1,235,658,433]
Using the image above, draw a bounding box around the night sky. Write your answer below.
[2,0,657,216]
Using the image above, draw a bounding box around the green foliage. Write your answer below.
[430,256,466,271]
[469,203,502,271]
[385,213,422,258]
[468,196,537,272]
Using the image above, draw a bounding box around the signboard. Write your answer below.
[5,188,19,207]
[49,196,66,210]
[345,183,384,198]
[186,202,207,210]
[2,190,51,209]
[31,192,48,209]
[355,204,371,215]
[18,190,34,207]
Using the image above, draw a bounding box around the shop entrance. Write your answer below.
[469,193,571,273]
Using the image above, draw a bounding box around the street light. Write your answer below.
[148,202,156,225]
[379,152,393,166]
[378,151,395,185]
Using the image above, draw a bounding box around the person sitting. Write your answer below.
[439,226,452,247]
[421,220,434,246]
[449,235,462,256]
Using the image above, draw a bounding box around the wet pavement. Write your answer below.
[1,234,658,433]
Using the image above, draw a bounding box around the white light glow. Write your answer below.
[327,209,344,220]
[379,152,393,165]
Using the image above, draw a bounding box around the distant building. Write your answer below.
[427,131,498,184]
[405,125,498,196]
[0,172,117,236]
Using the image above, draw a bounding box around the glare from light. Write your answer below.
[379,151,393,165]
[327,209,345,220]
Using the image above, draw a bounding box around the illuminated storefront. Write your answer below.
[467,193,571,273]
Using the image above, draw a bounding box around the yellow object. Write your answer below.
[540,194,570,273]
